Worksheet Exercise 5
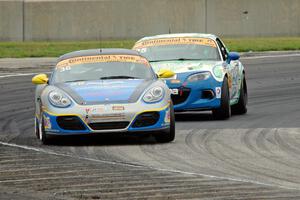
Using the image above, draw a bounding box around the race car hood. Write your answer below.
[150,60,222,74]
[54,79,154,105]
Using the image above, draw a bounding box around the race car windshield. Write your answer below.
[52,56,154,83]
[137,44,221,62]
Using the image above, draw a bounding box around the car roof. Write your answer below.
[135,33,218,43]
[58,48,141,62]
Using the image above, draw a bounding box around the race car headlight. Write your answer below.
[48,91,71,108]
[213,65,224,79]
[187,72,211,82]
[143,86,164,103]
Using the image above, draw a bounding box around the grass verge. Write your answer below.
[0,40,135,58]
[223,37,300,52]
[0,37,300,58]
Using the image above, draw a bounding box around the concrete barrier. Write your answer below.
[0,0,299,41]
[206,0,300,37]
[0,0,23,41]
[24,0,206,41]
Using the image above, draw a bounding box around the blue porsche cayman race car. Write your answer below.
[133,33,248,120]
[32,49,175,144]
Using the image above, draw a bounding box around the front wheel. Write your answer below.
[232,76,248,115]
[35,117,40,139]
[212,77,231,120]
[154,102,175,143]
[38,114,50,145]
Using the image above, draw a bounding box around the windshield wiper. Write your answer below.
[178,58,203,61]
[150,58,203,62]
[64,79,89,83]
[100,76,139,80]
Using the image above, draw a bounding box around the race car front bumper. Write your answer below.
[168,76,223,111]
[39,102,171,135]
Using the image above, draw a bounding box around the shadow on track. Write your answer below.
[45,133,159,147]
[175,112,213,122]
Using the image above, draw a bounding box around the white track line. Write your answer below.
[0,141,299,191]
[241,53,300,60]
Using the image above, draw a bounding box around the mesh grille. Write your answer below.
[56,116,86,131]
[132,112,160,128]
[88,121,130,130]
[171,88,191,105]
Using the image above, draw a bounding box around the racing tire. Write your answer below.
[232,76,248,115]
[154,102,175,143]
[35,118,40,139]
[39,114,51,145]
[212,77,231,120]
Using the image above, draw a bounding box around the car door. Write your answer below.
[216,38,239,100]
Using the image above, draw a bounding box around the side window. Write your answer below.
[216,38,228,61]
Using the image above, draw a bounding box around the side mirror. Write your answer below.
[157,69,175,78]
[32,74,48,84]
[227,52,240,63]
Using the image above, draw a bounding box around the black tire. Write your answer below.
[212,76,231,120]
[35,117,40,139]
[39,114,50,145]
[154,102,175,143]
[232,76,248,115]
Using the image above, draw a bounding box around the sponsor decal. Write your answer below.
[231,85,238,98]
[87,105,126,121]
[228,75,233,88]
[84,108,92,123]
[164,108,171,123]
[170,79,181,84]
[85,108,91,114]
[215,87,222,99]
[90,107,105,114]
[59,65,71,72]
[43,115,51,129]
[112,106,125,111]
[48,129,59,133]
[70,81,85,86]
[56,55,150,68]
[90,113,126,121]
[133,37,217,49]
[136,48,147,53]
[170,88,179,95]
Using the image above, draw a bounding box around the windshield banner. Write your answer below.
[133,37,217,49]
[57,55,149,68]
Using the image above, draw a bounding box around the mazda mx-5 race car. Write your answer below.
[32,49,175,144]
[133,33,248,120]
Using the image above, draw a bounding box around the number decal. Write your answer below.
[59,66,71,72]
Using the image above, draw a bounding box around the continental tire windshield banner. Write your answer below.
[57,55,149,68]
[133,37,217,49]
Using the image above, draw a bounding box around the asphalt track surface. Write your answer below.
[0,54,300,199]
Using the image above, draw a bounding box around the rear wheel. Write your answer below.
[232,76,248,115]
[154,102,175,143]
[212,77,231,120]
